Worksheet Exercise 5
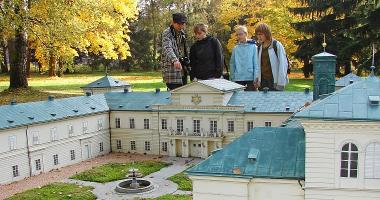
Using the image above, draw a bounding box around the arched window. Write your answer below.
[340,143,358,178]
[365,143,380,179]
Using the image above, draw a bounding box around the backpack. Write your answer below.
[258,39,291,74]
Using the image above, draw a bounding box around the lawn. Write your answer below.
[0,71,313,105]
[167,165,194,191]
[70,161,170,183]
[6,183,96,200]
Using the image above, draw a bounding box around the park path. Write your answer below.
[63,157,201,200]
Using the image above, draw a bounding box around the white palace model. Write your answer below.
[0,51,379,200]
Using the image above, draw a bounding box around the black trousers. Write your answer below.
[259,79,276,91]
[235,81,256,91]
[166,83,183,91]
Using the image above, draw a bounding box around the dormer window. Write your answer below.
[248,148,259,162]
[369,96,380,106]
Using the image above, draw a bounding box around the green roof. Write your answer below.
[104,91,171,111]
[296,74,380,120]
[335,73,362,87]
[228,91,312,113]
[187,125,305,179]
[0,94,109,130]
[81,75,130,88]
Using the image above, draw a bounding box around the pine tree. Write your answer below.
[291,0,380,77]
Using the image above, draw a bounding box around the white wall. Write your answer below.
[301,120,380,200]
[190,176,304,200]
[0,113,110,185]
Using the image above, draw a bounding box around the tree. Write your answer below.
[291,0,380,77]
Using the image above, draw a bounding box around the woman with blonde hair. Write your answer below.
[255,23,288,91]
[229,25,259,91]
[189,23,224,80]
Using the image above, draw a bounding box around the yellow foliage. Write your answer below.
[219,0,305,56]
[25,0,138,72]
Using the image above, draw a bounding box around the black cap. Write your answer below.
[172,13,187,24]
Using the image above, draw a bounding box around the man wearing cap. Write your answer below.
[161,13,189,90]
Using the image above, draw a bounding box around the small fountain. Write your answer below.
[115,165,154,193]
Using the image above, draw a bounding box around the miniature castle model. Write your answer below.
[187,52,380,200]
[0,49,377,200]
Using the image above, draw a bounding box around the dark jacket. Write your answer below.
[189,36,223,80]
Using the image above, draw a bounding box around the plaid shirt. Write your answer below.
[161,27,185,84]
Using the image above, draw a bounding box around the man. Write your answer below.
[161,13,189,90]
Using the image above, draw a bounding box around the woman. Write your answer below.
[189,23,223,81]
[229,25,259,91]
[255,23,288,91]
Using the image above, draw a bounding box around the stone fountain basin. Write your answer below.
[115,179,154,193]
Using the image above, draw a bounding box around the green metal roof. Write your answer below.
[228,91,312,113]
[81,75,130,88]
[104,91,171,111]
[296,74,380,120]
[335,73,362,87]
[187,125,305,179]
[0,94,109,130]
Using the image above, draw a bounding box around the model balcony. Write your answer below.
[167,128,223,139]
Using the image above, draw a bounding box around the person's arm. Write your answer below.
[213,38,223,78]
[229,48,236,81]
[189,44,196,80]
[162,30,180,68]
[252,45,259,87]
[275,41,288,89]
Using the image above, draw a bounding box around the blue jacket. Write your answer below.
[229,42,259,81]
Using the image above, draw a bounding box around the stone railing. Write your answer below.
[167,128,223,138]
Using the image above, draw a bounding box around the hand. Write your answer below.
[254,78,260,88]
[173,61,182,70]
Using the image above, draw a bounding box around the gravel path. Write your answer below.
[0,153,193,200]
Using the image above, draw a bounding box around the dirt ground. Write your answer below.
[0,152,166,200]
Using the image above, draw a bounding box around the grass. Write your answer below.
[6,183,96,200]
[285,78,313,92]
[70,161,170,183]
[167,164,195,191]
[0,71,313,105]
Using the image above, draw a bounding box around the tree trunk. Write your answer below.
[1,39,10,73]
[48,53,56,77]
[9,33,29,88]
[57,57,64,77]
[26,42,31,77]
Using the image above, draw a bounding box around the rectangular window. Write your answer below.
[35,159,41,171]
[130,141,136,151]
[144,119,150,129]
[116,140,122,150]
[32,131,39,145]
[70,150,75,160]
[12,165,19,177]
[193,119,200,133]
[177,119,184,133]
[129,118,135,129]
[68,125,74,137]
[115,118,121,128]
[82,121,88,133]
[145,141,151,151]
[99,142,104,152]
[210,120,217,133]
[161,119,167,130]
[265,122,272,127]
[53,154,59,165]
[50,127,58,141]
[162,142,168,152]
[247,121,254,131]
[8,135,16,150]
[97,119,103,130]
[227,120,234,132]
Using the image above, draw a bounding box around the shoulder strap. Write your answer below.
[272,39,278,58]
